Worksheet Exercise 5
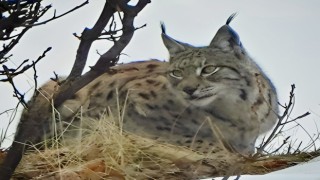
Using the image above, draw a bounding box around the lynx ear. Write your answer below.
[161,23,189,57]
[209,13,244,53]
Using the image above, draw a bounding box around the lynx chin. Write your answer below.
[0,14,278,179]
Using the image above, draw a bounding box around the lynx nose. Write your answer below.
[183,86,197,95]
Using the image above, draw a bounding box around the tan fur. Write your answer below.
[44,17,278,155]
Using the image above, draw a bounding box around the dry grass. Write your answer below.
[2,112,317,180]
[7,114,233,179]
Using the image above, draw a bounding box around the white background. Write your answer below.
[1,1,319,151]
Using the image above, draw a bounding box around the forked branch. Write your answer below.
[256,84,311,155]
[54,0,151,107]
[0,0,88,105]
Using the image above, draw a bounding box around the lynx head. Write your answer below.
[162,14,252,107]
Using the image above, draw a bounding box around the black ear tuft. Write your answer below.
[209,13,244,53]
[160,22,188,58]
[226,13,238,25]
[160,22,166,34]
[226,13,240,46]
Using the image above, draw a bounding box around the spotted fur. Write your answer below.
[56,15,278,154]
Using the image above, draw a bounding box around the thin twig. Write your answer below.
[256,84,312,155]
[281,112,311,125]
[0,47,51,81]
[23,1,89,27]
[0,109,15,116]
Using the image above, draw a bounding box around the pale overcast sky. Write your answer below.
[1,0,320,148]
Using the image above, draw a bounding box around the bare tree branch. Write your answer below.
[54,0,151,107]
[256,84,311,155]
[67,2,116,81]
[281,112,311,125]
[22,1,89,27]
[0,47,51,81]
[0,108,15,116]
[0,0,87,106]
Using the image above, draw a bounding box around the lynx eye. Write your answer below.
[169,69,183,79]
[201,65,220,77]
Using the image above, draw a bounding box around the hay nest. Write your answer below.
[1,117,319,180]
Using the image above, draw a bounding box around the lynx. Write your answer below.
[55,16,279,154]
[0,14,278,179]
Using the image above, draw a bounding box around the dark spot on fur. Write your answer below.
[253,97,263,107]
[211,149,219,153]
[109,81,116,87]
[150,90,157,98]
[92,82,101,89]
[238,127,245,132]
[156,126,170,131]
[163,121,171,127]
[244,76,251,86]
[146,79,156,84]
[106,91,114,101]
[239,89,247,100]
[124,67,139,72]
[172,114,180,119]
[186,108,192,114]
[138,92,150,100]
[191,119,199,125]
[197,139,203,143]
[154,82,162,86]
[135,83,142,87]
[184,134,192,138]
[90,113,100,119]
[146,104,155,110]
[95,92,103,98]
[204,108,231,123]
[185,140,192,144]
[119,90,127,99]
[163,127,171,131]
[230,123,237,127]
[161,84,167,90]
[70,94,78,99]
[268,90,272,105]
[209,143,213,146]
[162,104,170,111]
[176,140,182,145]
[233,48,242,59]
[167,99,175,105]
[264,107,272,120]
[147,63,159,69]
[159,116,167,121]
[156,126,164,131]
[117,76,138,92]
